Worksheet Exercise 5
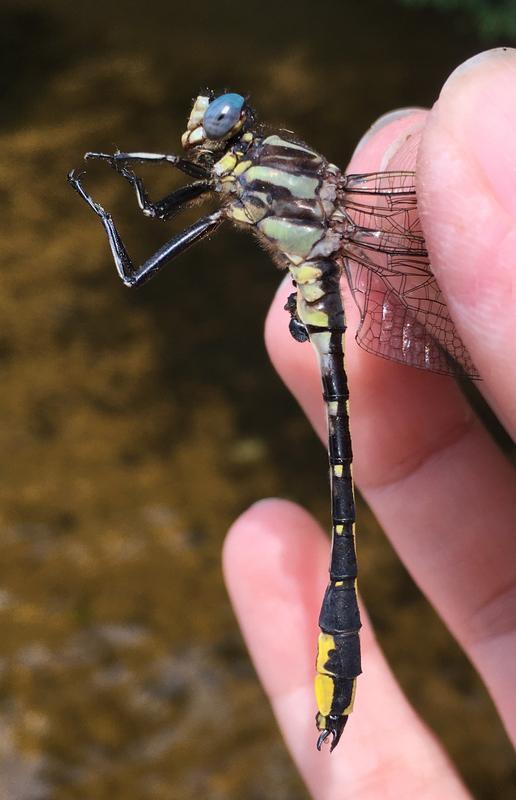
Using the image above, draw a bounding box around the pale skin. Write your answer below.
[223,48,516,799]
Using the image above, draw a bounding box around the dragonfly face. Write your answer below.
[181,92,250,151]
[68,89,479,753]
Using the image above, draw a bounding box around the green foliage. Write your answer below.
[401,0,516,39]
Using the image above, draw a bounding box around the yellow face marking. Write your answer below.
[314,674,334,716]
[186,95,210,130]
[182,126,205,147]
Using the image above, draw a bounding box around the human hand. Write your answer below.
[223,48,516,798]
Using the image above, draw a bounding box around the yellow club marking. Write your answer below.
[314,674,334,717]
[333,464,343,477]
[316,632,336,674]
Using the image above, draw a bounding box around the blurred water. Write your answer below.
[0,1,513,797]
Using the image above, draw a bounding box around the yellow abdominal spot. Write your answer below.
[297,302,328,327]
[299,282,325,302]
[316,632,336,674]
[291,263,322,284]
[314,674,334,717]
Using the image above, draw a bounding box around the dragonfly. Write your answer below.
[68,90,480,752]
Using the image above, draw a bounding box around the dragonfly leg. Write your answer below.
[85,150,209,179]
[84,151,213,221]
[113,168,211,222]
[68,169,223,287]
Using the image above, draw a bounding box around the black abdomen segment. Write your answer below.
[309,309,362,752]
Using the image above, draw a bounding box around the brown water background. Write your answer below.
[0,1,514,797]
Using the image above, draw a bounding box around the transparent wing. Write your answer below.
[339,172,480,379]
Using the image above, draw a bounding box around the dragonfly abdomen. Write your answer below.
[311,326,361,751]
[220,129,361,750]
[222,131,362,751]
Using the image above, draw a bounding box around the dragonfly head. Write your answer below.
[181,91,251,152]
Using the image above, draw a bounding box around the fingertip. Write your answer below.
[223,499,330,697]
[347,108,428,173]
[224,497,328,602]
[418,48,516,422]
[428,47,516,218]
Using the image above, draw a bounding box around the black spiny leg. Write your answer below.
[85,151,212,222]
[85,151,209,179]
[113,168,210,221]
[84,150,210,178]
[68,170,223,287]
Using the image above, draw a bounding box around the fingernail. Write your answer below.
[352,107,425,156]
[444,46,516,81]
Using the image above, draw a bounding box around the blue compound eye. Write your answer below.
[203,93,245,139]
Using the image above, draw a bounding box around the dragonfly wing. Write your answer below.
[339,172,480,379]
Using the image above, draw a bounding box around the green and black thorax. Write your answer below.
[211,129,347,336]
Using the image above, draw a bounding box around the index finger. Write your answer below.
[417,47,516,435]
